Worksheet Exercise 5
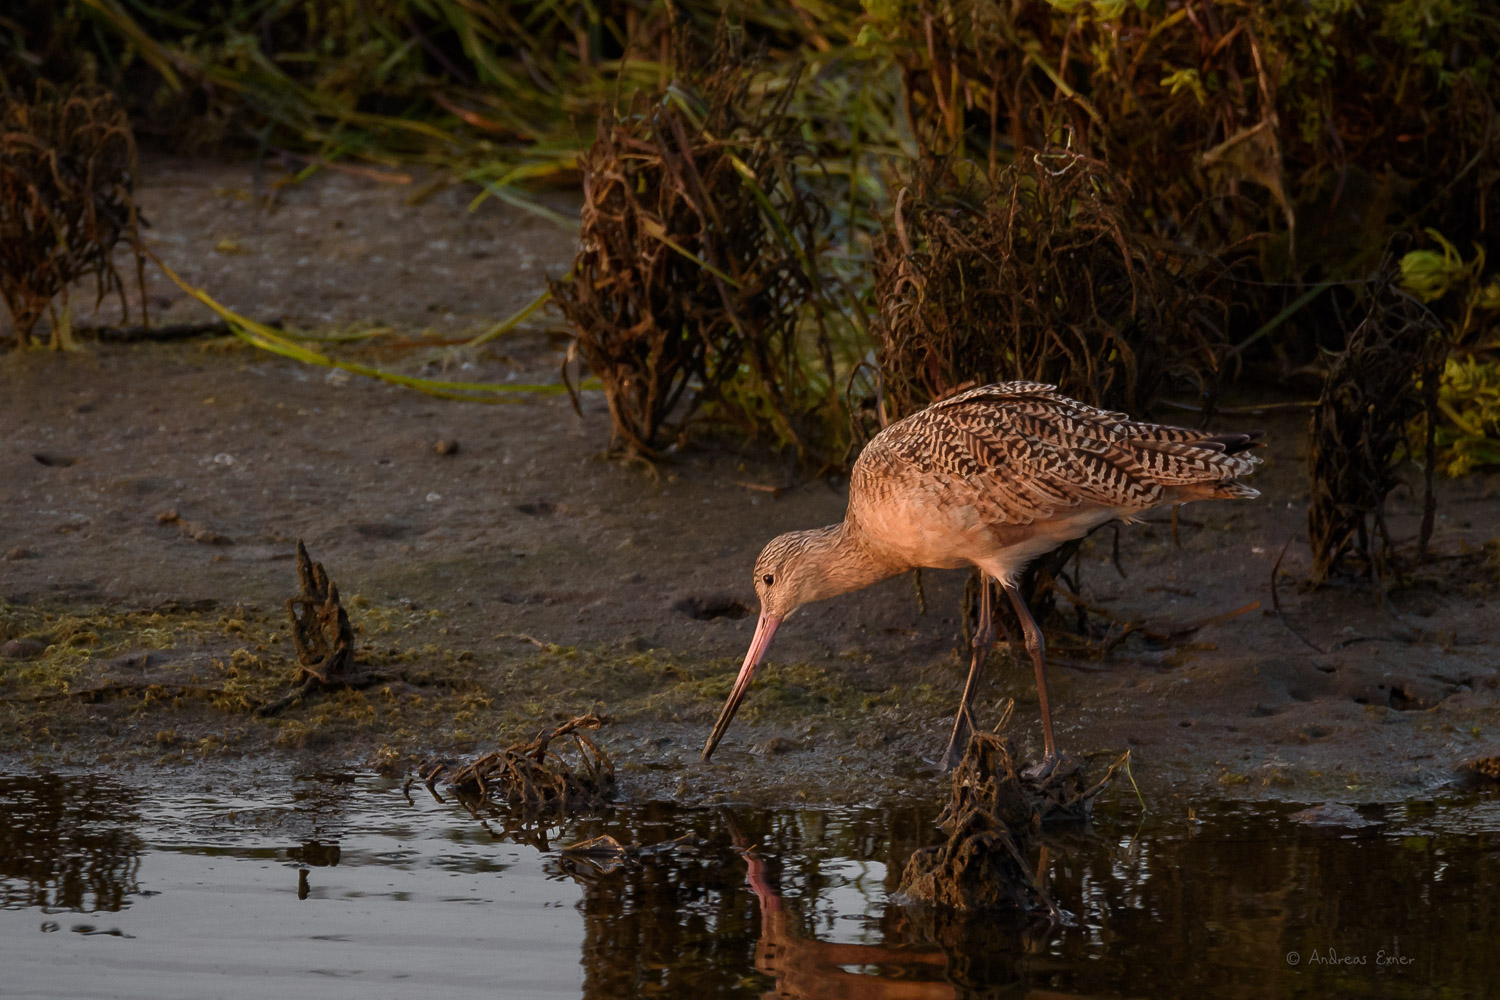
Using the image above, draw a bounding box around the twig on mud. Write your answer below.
[1047,585,1259,658]
[157,509,233,545]
[494,631,548,648]
[1139,600,1261,640]
[79,319,280,343]
[255,675,320,717]
[735,481,787,497]
[1049,657,1112,674]
[1271,534,1327,654]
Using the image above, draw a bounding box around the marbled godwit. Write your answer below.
[701,381,1262,772]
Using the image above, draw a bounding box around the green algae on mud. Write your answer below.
[0,596,495,760]
[0,597,955,784]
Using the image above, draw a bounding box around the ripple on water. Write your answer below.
[0,771,1495,999]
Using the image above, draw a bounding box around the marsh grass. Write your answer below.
[870,0,1499,579]
[871,148,1229,611]
[551,25,858,459]
[15,1,894,216]
[1308,263,1446,583]
[0,81,143,348]
[874,149,1226,422]
[874,0,1498,290]
[4,0,1497,547]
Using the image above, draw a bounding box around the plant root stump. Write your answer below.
[255,541,362,717]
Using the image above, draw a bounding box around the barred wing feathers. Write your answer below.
[865,382,1260,526]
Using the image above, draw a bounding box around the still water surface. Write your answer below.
[0,770,1494,999]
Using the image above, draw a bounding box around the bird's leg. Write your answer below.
[1002,582,1061,778]
[942,573,995,771]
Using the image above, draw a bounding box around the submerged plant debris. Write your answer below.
[434,713,614,814]
[556,832,698,878]
[898,717,1118,916]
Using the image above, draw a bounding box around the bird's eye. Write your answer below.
[762,574,775,586]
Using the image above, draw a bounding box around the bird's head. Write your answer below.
[701,526,851,763]
[750,528,832,622]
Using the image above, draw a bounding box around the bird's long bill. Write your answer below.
[701,612,781,761]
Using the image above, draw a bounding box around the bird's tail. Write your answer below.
[1213,481,1260,500]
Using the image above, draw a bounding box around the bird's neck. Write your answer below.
[794,521,903,606]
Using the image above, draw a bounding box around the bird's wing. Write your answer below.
[874,382,1258,525]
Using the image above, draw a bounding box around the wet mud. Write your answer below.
[0,156,1498,816]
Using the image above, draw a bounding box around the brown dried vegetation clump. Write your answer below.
[872,1,1498,586]
[877,0,1498,295]
[1308,268,1446,583]
[551,32,842,460]
[256,541,361,718]
[898,724,1117,916]
[898,731,1047,913]
[441,714,614,814]
[874,151,1225,425]
[0,82,143,348]
[283,540,355,686]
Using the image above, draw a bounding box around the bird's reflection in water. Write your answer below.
[729,812,953,1000]
[741,844,951,999]
[731,816,1119,1000]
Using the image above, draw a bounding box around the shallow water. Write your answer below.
[0,770,1495,999]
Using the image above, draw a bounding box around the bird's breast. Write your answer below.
[849,471,1129,579]
[849,482,994,571]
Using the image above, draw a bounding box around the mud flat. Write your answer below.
[2,158,1499,812]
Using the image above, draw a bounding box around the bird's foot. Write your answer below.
[939,741,964,774]
[1022,751,1070,784]
[941,707,979,772]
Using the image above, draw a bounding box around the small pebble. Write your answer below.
[758,736,799,756]
[1289,803,1380,828]
[433,439,459,456]
[1,638,48,660]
